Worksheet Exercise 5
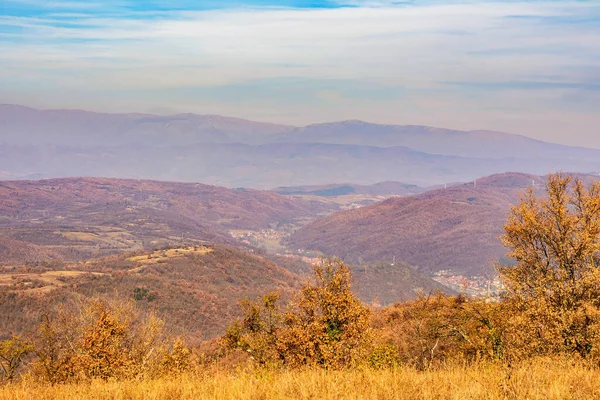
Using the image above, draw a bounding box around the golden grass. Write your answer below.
[126,246,212,265]
[3,359,599,400]
[0,271,105,293]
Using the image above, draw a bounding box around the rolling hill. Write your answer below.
[0,244,301,342]
[0,104,291,147]
[0,242,449,341]
[286,173,552,276]
[0,177,331,263]
[276,120,600,160]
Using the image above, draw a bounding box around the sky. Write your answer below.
[1,0,599,147]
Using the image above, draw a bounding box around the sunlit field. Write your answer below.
[2,358,599,400]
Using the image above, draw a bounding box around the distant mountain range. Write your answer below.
[2,104,599,188]
[273,181,426,197]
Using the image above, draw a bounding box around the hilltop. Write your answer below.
[0,244,301,341]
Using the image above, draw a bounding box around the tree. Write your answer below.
[276,259,371,368]
[223,292,282,366]
[0,336,33,383]
[224,259,372,368]
[500,173,600,358]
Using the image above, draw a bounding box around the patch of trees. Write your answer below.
[0,299,190,384]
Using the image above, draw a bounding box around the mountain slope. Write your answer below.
[0,177,330,263]
[286,173,550,276]
[0,244,301,341]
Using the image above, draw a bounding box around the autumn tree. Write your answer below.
[224,259,372,369]
[0,336,33,383]
[277,259,371,368]
[223,292,282,366]
[500,173,600,358]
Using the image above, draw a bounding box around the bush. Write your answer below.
[224,259,372,369]
[373,293,503,369]
[31,298,191,383]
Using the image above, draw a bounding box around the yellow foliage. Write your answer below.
[224,259,371,369]
[501,173,600,359]
[0,336,33,383]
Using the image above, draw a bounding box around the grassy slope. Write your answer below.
[2,359,599,399]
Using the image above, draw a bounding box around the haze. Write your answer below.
[2,0,599,148]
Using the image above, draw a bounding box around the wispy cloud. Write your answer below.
[1,1,599,147]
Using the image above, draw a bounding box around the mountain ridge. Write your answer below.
[3,104,600,188]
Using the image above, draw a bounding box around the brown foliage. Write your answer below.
[224,259,371,369]
[30,299,191,383]
[500,173,600,359]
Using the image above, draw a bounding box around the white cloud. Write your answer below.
[1,1,599,146]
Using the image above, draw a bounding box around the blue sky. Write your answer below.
[1,0,599,146]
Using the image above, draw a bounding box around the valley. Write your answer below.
[2,106,600,354]
[3,1,600,395]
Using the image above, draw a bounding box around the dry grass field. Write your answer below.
[1,359,598,400]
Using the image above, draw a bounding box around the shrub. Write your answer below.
[31,298,190,383]
[224,259,372,369]
[374,293,503,369]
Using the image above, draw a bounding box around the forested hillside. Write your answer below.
[287,173,545,275]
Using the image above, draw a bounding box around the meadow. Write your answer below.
[2,358,599,400]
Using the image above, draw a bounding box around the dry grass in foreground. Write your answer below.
[2,359,599,400]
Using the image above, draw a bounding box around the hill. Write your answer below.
[0,104,291,147]
[0,243,451,340]
[286,173,550,276]
[4,141,599,188]
[0,244,301,342]
[0,178,330,263]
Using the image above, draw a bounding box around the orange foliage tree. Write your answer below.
[224,259,371,368]
[501,173,600,358]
